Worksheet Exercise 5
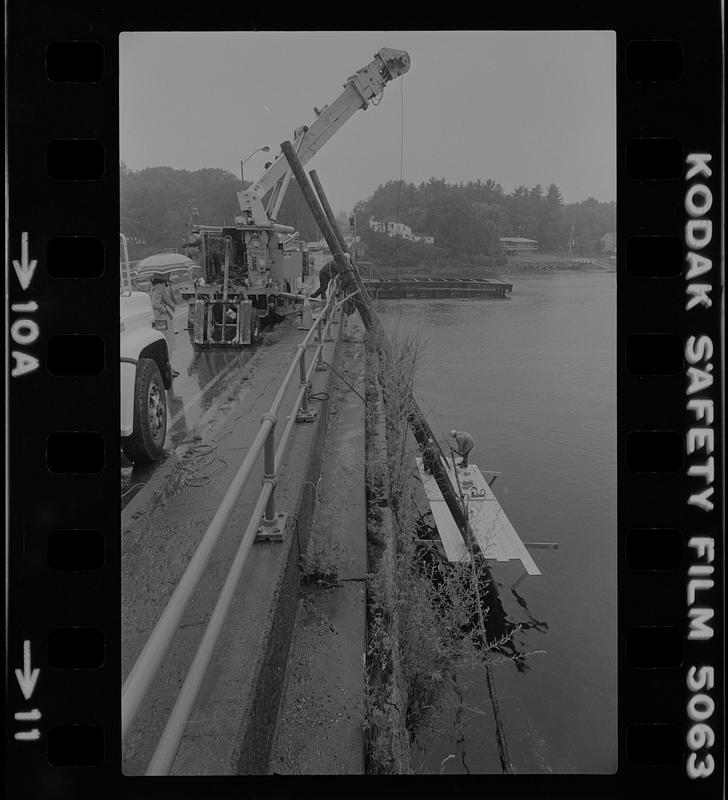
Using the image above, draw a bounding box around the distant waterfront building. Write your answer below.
[600,231,616,253]
[412,232,435,244]
[499,236,538,256]
[368,215,386,233]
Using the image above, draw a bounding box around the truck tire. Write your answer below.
[121,358,167,464]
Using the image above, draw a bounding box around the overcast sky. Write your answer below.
[120,30,615,214]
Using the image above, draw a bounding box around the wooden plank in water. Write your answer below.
[471,499,540,573]
[415,458,470,563]
[502,529,541,576]
[469,501,519,563]
[443,459,541,575]
[463,497,508,561]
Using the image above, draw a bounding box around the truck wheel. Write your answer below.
[250,314,260,344]
[121,358,167,464]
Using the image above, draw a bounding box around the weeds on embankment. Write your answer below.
[363,325,519,774]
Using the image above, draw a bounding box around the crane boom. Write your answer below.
[236,48,410,226]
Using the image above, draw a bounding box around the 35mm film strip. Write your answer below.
[5,2,724,797]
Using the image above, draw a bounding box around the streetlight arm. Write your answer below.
[242,146,270,167]
[240,146,270,185]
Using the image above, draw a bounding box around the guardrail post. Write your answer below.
[296,345,317,422]
[324,307,337,341]
[299,347,309,411]
[315,313,327,372]
[256,414,286,542]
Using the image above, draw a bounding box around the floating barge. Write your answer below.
[363,277,512,299]
[416,456,541,581]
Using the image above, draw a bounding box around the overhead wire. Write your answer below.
[393,77,405,280]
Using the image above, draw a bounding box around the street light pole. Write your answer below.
[241,145,270,186]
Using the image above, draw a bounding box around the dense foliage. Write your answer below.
[353,178,616,257]
[120,164,615,264]
[120,163,321,259]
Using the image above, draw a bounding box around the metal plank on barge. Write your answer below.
[415,457,470,563]
[442,458,541,576]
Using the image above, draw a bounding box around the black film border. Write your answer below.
[5,2,724,798]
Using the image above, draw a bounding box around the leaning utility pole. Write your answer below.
[280,143,469,525]
[280,140,374,330]
[309,169,373,307]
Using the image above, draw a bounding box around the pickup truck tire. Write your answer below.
[121,358,167,464]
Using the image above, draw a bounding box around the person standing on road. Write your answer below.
[449,429,475,468]
[151,277,180,376]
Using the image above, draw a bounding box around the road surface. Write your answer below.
[121,303,276,509]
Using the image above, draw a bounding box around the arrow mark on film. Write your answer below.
[15,730,40,741]
[15,640,39,700]
[13,232,38,291]
[15,709,41,722]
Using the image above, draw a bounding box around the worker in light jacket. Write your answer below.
[151,277,180,376]
[449,429,475,468]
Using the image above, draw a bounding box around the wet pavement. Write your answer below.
[121,301,346,775]
[121,304,269,509]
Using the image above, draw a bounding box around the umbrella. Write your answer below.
[134,252,198,278]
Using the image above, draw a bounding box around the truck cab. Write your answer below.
[120,234,172,463]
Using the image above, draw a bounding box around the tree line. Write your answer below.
[353,178,616,257]
[120,163,322,259]
[120,164,615,261]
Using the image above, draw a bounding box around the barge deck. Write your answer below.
[363,277,512,298]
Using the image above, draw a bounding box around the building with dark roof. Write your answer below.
[499,236,538,256]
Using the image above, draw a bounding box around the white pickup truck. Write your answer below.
[120,234,172,463]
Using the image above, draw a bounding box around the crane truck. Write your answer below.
[179,47,410,347]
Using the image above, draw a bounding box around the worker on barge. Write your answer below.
[422,437,438,474]
[449,429,475,468]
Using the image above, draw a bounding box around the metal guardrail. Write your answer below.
[122,281,348,774]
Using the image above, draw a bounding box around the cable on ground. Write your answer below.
[177,441,229,487]
[319,360,365,402]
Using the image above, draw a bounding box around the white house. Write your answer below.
[369,215,434,244]
[384,217,414,240]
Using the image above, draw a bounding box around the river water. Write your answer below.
[378,271,617,774]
